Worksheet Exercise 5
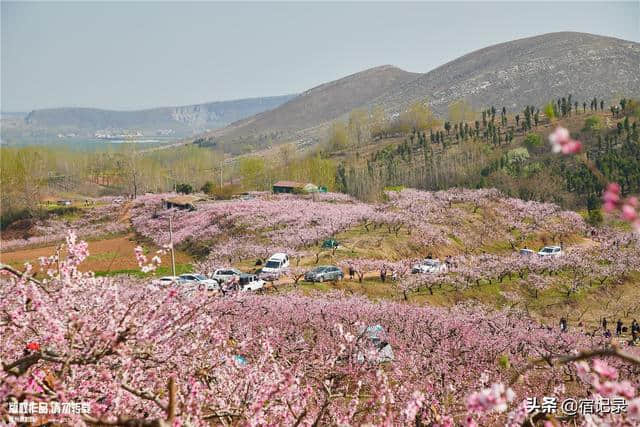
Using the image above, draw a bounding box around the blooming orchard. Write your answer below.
[2,127,639,425]
[2,234,639,426]
[1,201,127,251]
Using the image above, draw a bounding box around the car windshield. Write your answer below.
[265,261,280,268]
[424,260,438,266]
[541,248,553,253]
[194,274,207,280]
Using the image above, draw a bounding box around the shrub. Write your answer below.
[176,183,193,194]
[587,209,603,226]
[0,208,33,230]
[543,102,555,120]
[200,181,216,195]
[583,115,603,131]
[523,133,542,150]
[208,183,242,200]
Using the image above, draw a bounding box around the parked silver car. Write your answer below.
[304,265,344,282]
[211,268,242,284]
[178,274,220,291]
[411,259,447,274]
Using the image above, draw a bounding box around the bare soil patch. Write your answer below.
[0,234,192,274]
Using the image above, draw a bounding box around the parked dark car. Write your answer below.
[322,239,339,249]
[304,265,343,282]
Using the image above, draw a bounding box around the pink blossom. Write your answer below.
[622,199,638,221]
[592,359,618,380]
[403,391,425,421]
[466,382,515,414]
[628,398,640,420]
[549,127,582,154]
[603,183,621,213]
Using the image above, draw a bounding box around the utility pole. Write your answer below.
[169,215,176,276]
[220,160,223,189]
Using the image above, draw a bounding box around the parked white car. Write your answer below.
[154,276,181,286]
[411,259,447,274]
[259,253,290,280]
[537,246,564,258]
[238,274,266,292]
[179,273,220,291]
[211,268,242,284]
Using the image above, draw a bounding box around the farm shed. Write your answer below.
[162,195,203,211]
[272,181,305,194]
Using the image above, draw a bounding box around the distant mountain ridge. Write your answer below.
[8,95,296,140]
[202,65,420,146]
[371,32,640,115]
[197,32,639,150]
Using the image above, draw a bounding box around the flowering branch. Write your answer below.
[549,126,639,234]
[510,345,640,385]
[0,262,42,286]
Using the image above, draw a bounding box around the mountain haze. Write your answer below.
[4,95,295,141]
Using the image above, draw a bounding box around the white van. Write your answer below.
[260,253,290,279]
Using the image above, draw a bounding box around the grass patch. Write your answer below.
[95,263,193,278]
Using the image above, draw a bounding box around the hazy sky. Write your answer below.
[2,1,638,112]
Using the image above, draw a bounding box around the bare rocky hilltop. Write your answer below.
[208,65,420,143]
[200,32,639,149]
[372,32,640,115]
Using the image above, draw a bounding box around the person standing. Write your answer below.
[616,319,623,336]
[560,317,567,333]
[348,265,355,281]
[602,317,608,331]
[380,266,387,283]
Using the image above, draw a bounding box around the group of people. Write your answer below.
[558,317,639,345]
[345,265,399,282]
[602,317,640,343]
[379,266,398,282]
[601,317,639,343]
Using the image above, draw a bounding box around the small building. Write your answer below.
[272,181,305,194]
[162,195,202,211]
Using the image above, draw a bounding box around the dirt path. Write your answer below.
[0,234,192,273]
